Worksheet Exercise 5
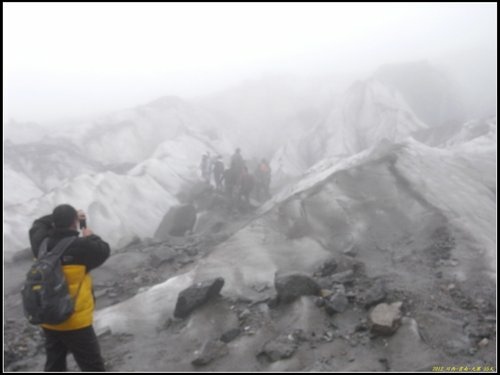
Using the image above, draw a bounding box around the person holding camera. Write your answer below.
[28,204,110,372]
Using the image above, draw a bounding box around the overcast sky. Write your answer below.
[3,2,497,124]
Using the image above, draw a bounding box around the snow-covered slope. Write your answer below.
[4,171,178,260]
[129,131,233,194]
[52,96,226,166]
[3,167,44,207]
[4,98,234,260]
[4,140,103,200]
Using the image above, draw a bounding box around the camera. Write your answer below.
[79,218,87,229]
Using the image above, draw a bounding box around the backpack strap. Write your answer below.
[37,236,77,260]
[37,238,49,258]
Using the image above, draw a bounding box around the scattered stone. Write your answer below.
[343,244,358,257]
[258,333,300,362]
[220,328,241,343]
[97,328,112,337]
[174,277,225,318]
[320,289,333,298]
[148,245,176,265]
[325,290,349,315]
[323,331,334,342]
[478,338,489,348]
[274,272,321,303]
[370,302,403,336]
[185,247,198,257]
[243,326,255,335]
[332,283,346,294]
[315,297,326,308]
[361,279,387,308]
[464,320,493,338]
[191,340,228,367]
[178,257,194,266]
[238,309,251,321]
[154,204,197,239]
[252,283,270,293]
[316,258,338,277]
[330,270,355,284]
[444,338,471,356]
[355,319,369,332]
[94,289,108,299]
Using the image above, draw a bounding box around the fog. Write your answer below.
[4,3,496,125]
[4,3,498,372]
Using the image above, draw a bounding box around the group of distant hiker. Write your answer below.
[200,148,272,207]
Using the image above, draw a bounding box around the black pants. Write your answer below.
[43,325,105,372]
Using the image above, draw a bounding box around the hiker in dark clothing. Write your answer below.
[29,204,110,372]
[239,166,254,206]
[255,158,272,201]
[213,155,225,191]
[223,168,236,198]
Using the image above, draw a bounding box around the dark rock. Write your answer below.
[316,258,338,277]
[191,340,228,366]
[370,302,403,336]
[154,205,197,239]
[361,279,387,308]
[315,297,326,307]
[174,277,225,318]
[274,272,321,303]
[325,291,349,315]
[220,328,241,343]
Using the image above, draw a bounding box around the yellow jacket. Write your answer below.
[42,265,94,331]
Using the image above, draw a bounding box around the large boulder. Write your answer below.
[369,301,403,335]
[274,272,321,303]
[154,204,197,239]
[174,277,225,318]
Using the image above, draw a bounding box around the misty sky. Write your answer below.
[3,3,497,124]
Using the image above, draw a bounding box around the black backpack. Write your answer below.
[21,236,77,325]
